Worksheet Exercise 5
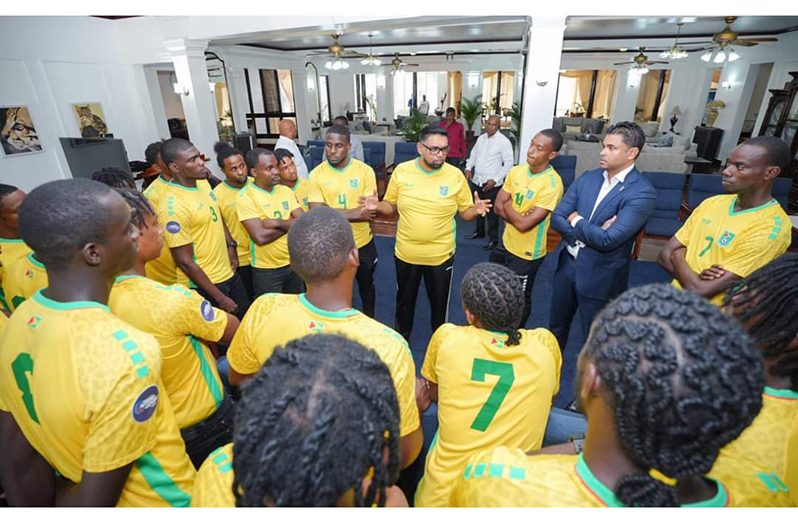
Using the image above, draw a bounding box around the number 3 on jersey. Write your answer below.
[470,358,514,431]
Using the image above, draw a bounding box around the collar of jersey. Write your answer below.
[251,182,278,195]
[33,290,111,313]
[527,165,553,178]
[728,196,778,216]
[764,386,798,400]
[415,158,442,176]
[166,180,199,192]
[298,293,359,319]
[114,274,145,284]
[223,180,247,191]
[326,157,353,173]
[576,453,728,507]
[26,253,45,269]
[0,237,25,243]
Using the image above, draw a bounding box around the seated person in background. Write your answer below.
[710,253,798,488]
[194,334,408,507]
[237,147,304,296]
[491,129,564,327]
[658,136,791,305]
[2,252,47,312]
[0,184,31,310]
[415,262,561,507]
[109,189,240,468]
[274,148,311,211]
[90,167,136,190]
[226,207,422,470]
[323,115,364,162]
[452,284,791,507]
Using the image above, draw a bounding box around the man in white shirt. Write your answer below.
[323,116,364,162]
[465,115,514,250]
[549,121,656,368]
[276,119,309,180]
[418,95,430,115]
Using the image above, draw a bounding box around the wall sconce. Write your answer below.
[721,81,733,90]
[377,75,386,89]
[467,73,479,88]
[209,82,216,93]
[306,77,315,91]
[535,79,549,87]
[173,82,189,96]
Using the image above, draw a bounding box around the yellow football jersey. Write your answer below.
[144,176,178,284]
[673,195,790,305]
[236,183,300,269]
[213,180,252,267]
[416,324,561,506]
[0,238,32,309]
[307,158,377,248]
[0,291,195,506]
[192,443,236,507]
[500,165,564,261]
[289,177,312,211]
[109,275,228,428]
[784,416,798,504]
[227,293,419,437]
[452,448,739,507]
[384,159,473,266]
[158,180,234,285]
[2,253,48,312]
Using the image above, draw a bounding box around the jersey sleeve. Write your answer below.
[718,223,790,278]
[364,165,377,196]
[383,169,400,204]
[192,444,236,507]
[172,287,228,342]
[162,199,194,249]
[535,177,564,212]
[226,296,270,375]
[235,191,261,222]
[422,323,452,383]
[391,341,421,437]
[535,328,562,397]
[456,176,475,212]
[674,200,703,246]
[306,171,326,204]
[83,333,160,472]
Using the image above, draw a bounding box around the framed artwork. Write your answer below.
[72,102,109,138]
[0,106,43,156]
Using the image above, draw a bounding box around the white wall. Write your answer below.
[157,71,186,119]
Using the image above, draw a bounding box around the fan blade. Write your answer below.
[406,63,420,67]
[646,61,669,65]
[737,37,778,43]
[613,61,633,65]
[342,50,368,58]
[306,50,331,56]
[733,40,759,47]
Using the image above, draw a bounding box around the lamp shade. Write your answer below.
[671,105,681,116]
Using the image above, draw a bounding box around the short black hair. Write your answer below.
[144,140,166,166]
[160,138,195,166]
[114,188,155,230]
[214,141,245,169]
[724,253,798,389]
[606,121,645,158]
[333,115,349,123]
[18,179,118,269]
[326,124,351,143]
[461,263,524,346]
[583,284,763,507]
[274,148,294,164]
[445,107,456,115]
[0,184,21,210]
[538,128,564,152]
[233,334,400,507]
[742,136,791,173]
[419,125,448,143]
[91,167,136,189]
[244,147,275,170]
[288,207,355,283]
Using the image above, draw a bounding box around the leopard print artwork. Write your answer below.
[1,106,42,155]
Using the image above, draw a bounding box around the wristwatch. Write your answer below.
[227,240,238,249]
[569,433,586,454]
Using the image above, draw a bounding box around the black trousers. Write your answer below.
[252,265,304,297]
[237,264,255,302]
[489,247,545,328]
[195,271,251,320]
[468,180,501,242]
[394,255,454,341]
[356,240,378,318]
[180,394,235,469]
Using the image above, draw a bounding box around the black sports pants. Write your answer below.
[394,255,454,341]
[355,240,378,318]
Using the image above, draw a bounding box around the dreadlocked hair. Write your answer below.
[91,167,136,189]
[214,140,244,169]
[723,253,798,389]
[460,262,524,346]
[232,334,401,507]
[583,283,764,507]
[113,188,155,230]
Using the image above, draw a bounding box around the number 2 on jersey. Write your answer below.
[470,358,514,431]
[12,352,40,423]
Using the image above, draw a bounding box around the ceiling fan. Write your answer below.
[389,53,419,75]
[360,34,381,67]
[613,47,668,74]
[699,16,778,63]
[307,32,367,70]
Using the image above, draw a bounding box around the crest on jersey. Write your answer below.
[350,179,359,189]
[165,221,181,234]
[24,269,33,278]
[132,385,159,423]
[439,185,449,196]
[307,320,325,334]
[200,300,215,322]
[718,230,736,248]
[282,201,290,210]
[27,315,41,329]
[525,190,535,200]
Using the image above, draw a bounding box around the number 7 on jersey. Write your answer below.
[470,358,514,431]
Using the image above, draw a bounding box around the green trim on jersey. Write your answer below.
[0,237,25,243]
[222,180,246,191]
[251,182,278,195]
[188,336,224,409]
[298,293,359,319]
[165,180,199,192]
[728,196,778,216]
[26,253,45,269]
[763,386,798,400]
[415,158,443,176]
[526,165,553,177]
[114,274,145,284]
[33,290,111,313]
[682,479,728,507]
[137,451,192,507]
[326,157,353,173]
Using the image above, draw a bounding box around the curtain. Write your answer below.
[448,71,462,115]
[592,70,617,119]
[559,70,593,114]
[636,71,662,122]
[499,71,515,112]
[482,72,498,113]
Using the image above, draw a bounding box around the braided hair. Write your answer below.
[213,141,244,169]
[460,262,524,346]
[723,253,798,389]
[232,334,400,507]
[91,167,136,189]
[113,188,155,230]
[583,283,764,507]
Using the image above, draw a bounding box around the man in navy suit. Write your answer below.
[549,121,656,356]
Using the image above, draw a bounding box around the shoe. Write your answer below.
[483,240,498,250]
[465,232,485,240]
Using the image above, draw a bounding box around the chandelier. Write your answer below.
[324,58,350,71]
[361,55,382,66]
[701,43,740,64]
[660,23,689,60]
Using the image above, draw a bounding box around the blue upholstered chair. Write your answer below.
[642,172,687,240]
[550,155,577,191]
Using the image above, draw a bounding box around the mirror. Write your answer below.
[305,62,323,131]
[206,52,235,142]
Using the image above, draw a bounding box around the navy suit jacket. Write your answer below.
[551,167,656,300]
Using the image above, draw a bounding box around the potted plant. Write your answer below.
[460,94,483,143]
[399,109,429,142]
[705,100,726,127]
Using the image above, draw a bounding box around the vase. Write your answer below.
[706,109,719,128]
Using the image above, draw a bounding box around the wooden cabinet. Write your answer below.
[758,71,798,212]
[693,126,724,161]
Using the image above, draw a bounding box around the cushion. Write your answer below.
[640,121,660,137]
[566,124,582,134]
[563,117,582,127]
[657,133,674,147]
[588,119,605,134]
[553,117,565,132]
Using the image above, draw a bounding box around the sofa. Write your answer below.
[553,116,608,141]
[562,139,689,177]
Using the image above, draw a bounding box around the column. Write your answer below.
[376,70,394,125]
[611,69,641,124]
[461,70,483,136]
[225,65,250,134]
[715,60,756,161]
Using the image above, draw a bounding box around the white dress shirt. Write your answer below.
[567,164,635,259]
[465,131,514,187]
[276,135,309,180]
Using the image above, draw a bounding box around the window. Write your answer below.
[354,73,378,120]
[243,68,297,142]
[319,75,332,125]
[482,71,515,115]
[635,70,672,123]
[555,70,617,119]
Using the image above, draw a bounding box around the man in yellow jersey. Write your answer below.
[226,207,422,469]
[142,141,179,285]
[109,188,240,468]
[238,148,304,296]
[491,129,564,327]
[213,141,255,300]
[142,139,168,191]
[274,148,311,211]
[368,125,491,341]
[2,252,47,312]
[0,179,194,506]
[658,136,791,305]
[710,253,798,493]
[0,184,31,311]
[308,124,379,317]
[786,417,798,504]
[195,334,408,507]
[158,138,250,318]
[452,284,791,507]
[415,263,561,507]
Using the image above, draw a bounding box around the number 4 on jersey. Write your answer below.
[470,358,514,431]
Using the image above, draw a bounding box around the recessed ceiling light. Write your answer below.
[619,48,628,52]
